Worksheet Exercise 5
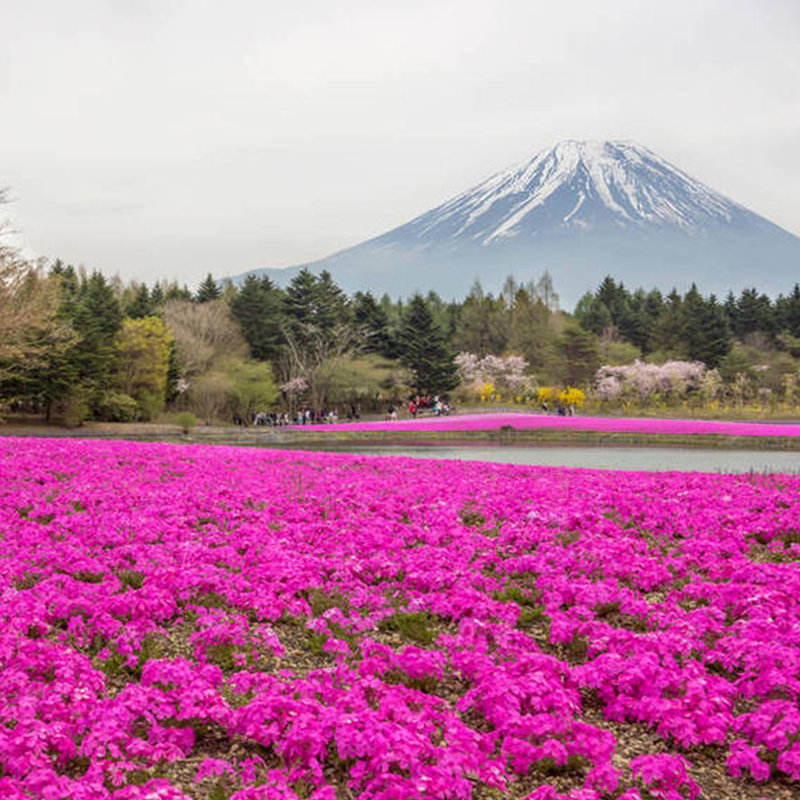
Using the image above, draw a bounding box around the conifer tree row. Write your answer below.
[6,233,800,423]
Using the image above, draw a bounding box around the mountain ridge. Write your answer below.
[229,140,800,305]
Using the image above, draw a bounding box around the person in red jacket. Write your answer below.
[408,399,417,418]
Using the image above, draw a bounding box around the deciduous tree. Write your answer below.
[163,299,248,377]
[115,316,173,417]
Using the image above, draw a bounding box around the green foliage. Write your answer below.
[284,269,351,345]
[174,411,197,434]
[115,316,172,418]
[322,355,408,404]
[305,631,330,657]
[597,333,641,366]
[378,610,439,645]
[558,324,599,386]
[0,256,77,413]
[61,385,92,428]
[493,583,546,627]
[137,390,164,421]
[10,267,122,421]
[382,667,440,694]
[94,390,139,422]
[398,295,459,395]
[458,501,486,528]
[11,253,800,423]
[309,589,350,616]
[682,285,731,367]
[353,291,394,357]
[454,281,509,356]
[222,358,279,418]
[125,284,155,319]
[190,370,234,425]
[117,569,145,590]
[73,272,124,400]
[228,274,285,361]
[196,273,221,303]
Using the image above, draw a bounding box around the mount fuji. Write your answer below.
[232,140,800,305]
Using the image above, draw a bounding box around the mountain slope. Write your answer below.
[232,140,800,304]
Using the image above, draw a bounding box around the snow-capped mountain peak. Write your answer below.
[232,139,800,303]
[412,140,746,243]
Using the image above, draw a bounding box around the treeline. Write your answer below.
[5,212,800,423]
[575,277,800,363]
[573,277,800,397]
[0,254,471,423]
[453,275,800,403]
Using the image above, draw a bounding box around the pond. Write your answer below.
[280,443,800,473]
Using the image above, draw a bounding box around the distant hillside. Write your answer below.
[229,140,800,304]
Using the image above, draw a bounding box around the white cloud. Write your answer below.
[1,0,798,283]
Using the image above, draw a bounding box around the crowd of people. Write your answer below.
[408,394,451,418]
[245,404,363,427]
[384,395,452,421]
[235,395,578,427]
[239,398,458,427]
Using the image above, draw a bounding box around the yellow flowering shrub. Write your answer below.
[537,387,557,403]
[559,387,586,407]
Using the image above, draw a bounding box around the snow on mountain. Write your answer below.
[231,140,800,304]
[415,141,746,237]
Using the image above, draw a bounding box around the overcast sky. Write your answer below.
[2,0,798,286]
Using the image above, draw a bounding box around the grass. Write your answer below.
[378,610,440,645]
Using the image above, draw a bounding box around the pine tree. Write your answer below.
[558,324,599,386]
[780,285,800,337]
[578,296,613,336]
[697,295,731,367]
[67,271,124,403]
[165,283,193,302]
[165,339,181,404]
[683,285,731,367]
[150,283,165,308]
[453,281,508,355]
[733,288,774,338]
[228,274,285,362]
[425,291,459,341]
[596,276,631,328]
[196,273,221,303]
[353,291,393,356]
[316,270,351,331]
[126,284,153,318]
[651,289,685,355]
[398,294,459,394]
[507,283,557,375]
[625,289,657,353]
[284,269,320,332]
[3,261,78,419]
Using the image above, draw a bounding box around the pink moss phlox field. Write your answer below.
[296,412,800,438]
[2,439,800,799]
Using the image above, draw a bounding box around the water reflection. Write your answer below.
[290,444,800,473]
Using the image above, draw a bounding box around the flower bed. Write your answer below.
[1,437,799,799]
[295,412,800,438]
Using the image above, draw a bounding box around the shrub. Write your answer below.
[94,391,139,422]
[137,390,164,421]
[175,411,197,434]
